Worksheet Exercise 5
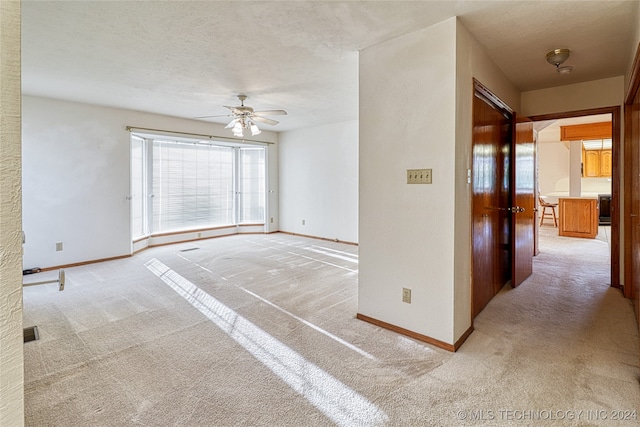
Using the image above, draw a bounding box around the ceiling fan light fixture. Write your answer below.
[556,65,573,75]
[250,122,261,136]
[232,121,244,137]
[194,95,286,136]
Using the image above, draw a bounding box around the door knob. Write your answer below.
[487,206,525,213]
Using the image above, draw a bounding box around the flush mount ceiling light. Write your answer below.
[546,48,573,74]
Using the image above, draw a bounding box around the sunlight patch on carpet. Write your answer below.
[239,287,375,360]
[145,258,387,426]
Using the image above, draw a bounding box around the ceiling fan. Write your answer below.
[195,95,287,137]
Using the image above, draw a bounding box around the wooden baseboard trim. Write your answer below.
[40,231,355,274]
[356,313,474,352]
[40,254,132,272]
[278,231,358,246]
[132,245,148,255]
[453,324,474,351]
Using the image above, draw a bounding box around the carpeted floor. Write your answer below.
[22,228,639,426]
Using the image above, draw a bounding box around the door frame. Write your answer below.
[624,42,640,315]
[529,106,622,289]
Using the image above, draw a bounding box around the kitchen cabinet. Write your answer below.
[562,122,612,178]
[558,198,599,239]
[583,150,600,177]
[600,150,612,176]
[582,149,612,178]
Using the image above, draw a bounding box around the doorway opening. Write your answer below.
[530,107,621,289]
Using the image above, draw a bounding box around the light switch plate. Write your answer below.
[407,169,432,184]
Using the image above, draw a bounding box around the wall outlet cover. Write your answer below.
[402,287,412,303]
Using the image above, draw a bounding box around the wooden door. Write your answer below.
[472,82,512,318]
[511,118,535,286]
[534,129,540,256]
[624,66,640,326]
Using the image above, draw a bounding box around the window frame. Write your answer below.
[130,134,267,239]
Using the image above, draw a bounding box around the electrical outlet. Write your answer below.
[402,287,411,303]
[407,169,432,184]
[56,242,63,251]
[197,232,202,238]
[302,219,306,225]
[270,217,274,224]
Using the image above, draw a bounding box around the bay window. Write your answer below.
[131,135,266,239]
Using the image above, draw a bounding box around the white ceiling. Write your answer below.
[22,1,639,132]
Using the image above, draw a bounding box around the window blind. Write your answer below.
[131,137,146,238]
[238,147,266,223]
[152,140,234,233]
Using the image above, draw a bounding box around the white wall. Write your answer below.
[359,17,520,347]
[538,141,570,196]
[521,77,624,117]
[0,2,24,425]
[22,96,278,269]
[582,178,613,195]
[359,18,458,344]
[278,120,358,243]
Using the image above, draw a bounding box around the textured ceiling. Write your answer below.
[22,1,639,131]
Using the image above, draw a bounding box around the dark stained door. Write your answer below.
[624,77,640,327]
[511,117,535,286]
[472,85,512,318]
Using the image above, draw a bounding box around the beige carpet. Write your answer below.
[23,228,639,426]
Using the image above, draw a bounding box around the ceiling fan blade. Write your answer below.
[251,116,279,126]
[253,109,287,116]
[194,114,230,119]
[224,105,247,115]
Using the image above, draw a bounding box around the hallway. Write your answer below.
[23,232,639,426]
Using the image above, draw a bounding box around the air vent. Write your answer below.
[23,326,39,343]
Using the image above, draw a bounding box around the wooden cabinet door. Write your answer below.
[584,151,600,177]
[600,149,612,176]
[558,198,598,238]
